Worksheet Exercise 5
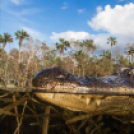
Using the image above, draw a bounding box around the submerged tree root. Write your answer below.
[0,91,134,134]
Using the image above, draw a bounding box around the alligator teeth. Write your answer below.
[96,99,101,106]
[50,93,55,98]
[86,98,91,105]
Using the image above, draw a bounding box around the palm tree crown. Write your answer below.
[15,29,29,63]
[126,47,134,63]
[0,33,13,48]
[107,37,117,46]
[15,29,29,47]
[56,38,70,56]
[107,37,117,60]
[100,50,111,59]
[82,39,97,54]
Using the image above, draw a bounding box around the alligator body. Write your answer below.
[33,67,134,116]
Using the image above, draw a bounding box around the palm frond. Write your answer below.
[59,38,64,43]
[0,35,4,43]
[15,29,29,40]
[65,41,70,47]
[2,33,13,43]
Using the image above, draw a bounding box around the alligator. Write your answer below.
[32,67,134,116]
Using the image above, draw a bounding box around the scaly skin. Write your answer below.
[33,67,134,116]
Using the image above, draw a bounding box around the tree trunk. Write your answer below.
[111,44,112,60]
[132,54,134,63]
[73,65,74,75]
[128,55,130,64]
[18,39,23,63]
[82,65,84,77]
[3,42,6,49]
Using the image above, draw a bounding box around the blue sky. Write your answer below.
[0,0,134,53]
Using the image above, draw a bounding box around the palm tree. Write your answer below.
[82,39,97,55]
[100,50,111,59]
[107,37,117,60]
[41,42,49,51]
[119,55,129,67]
[129,47,134,63]
[0,33,13,85]
[125,50,131,64]
[73,40,82,51]
[74,50,84,76]
[0,35,3,48]
[0,33,13,49]
[56,38,70,58]
[15,29,29,63]
[125,44,134,64]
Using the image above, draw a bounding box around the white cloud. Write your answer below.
[87,3,134,52]
[61,2,68,10]
[50,31,90,41]
[88,3,134,36]
[50,31,113,50]
[96,6,102,13]
[0,0,41,16]
[19,8,42,15]
[4,8,41,16]
[78,9,85,13]
[22,27,46,41]
[10,0,24,5]
[50,31,134,52]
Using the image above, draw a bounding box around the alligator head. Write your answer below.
[33,67,134,115]
[32,67,133,94]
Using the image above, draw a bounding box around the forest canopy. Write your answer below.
[0,30,133,87]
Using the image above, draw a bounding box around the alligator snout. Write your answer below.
[32,67,71,88]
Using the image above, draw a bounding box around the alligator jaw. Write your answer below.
[33,67,134,116]
[36,93,134,116]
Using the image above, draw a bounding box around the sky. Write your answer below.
[0,0,134,54]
